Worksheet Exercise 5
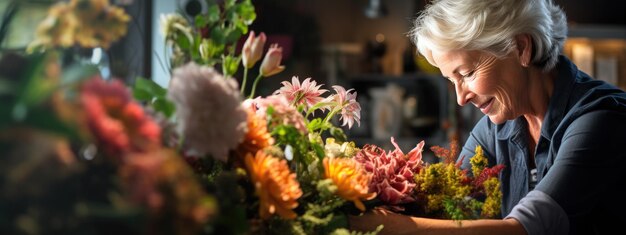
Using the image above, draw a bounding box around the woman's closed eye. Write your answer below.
[461,71,475,81]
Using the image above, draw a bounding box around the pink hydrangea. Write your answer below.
[354,137,425,206]
[167,62,247,162]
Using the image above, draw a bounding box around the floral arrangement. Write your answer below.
[0,0,505,234]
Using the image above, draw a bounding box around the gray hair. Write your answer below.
[409,0,567,71]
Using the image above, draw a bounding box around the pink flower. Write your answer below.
[354,137,425,207]
[168,62,248,161]
[242,31,266,69]
[324,86,361,128]
[247,95,308,134]
[259,43,285,77]
[273,76,327,110]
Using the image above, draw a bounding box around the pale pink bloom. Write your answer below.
[273,76,327,110]
[354,137,425,208]
[324,85,361,128]
[242,31,266,69]
[259,44,285,77]
[247,95,307,134]
[168,62,248,161]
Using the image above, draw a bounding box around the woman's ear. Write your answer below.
[515,34,533,67]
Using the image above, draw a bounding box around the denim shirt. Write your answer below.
[458,55,626,234]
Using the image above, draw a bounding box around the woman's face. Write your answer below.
[430,50,528,124]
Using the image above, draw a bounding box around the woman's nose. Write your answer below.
[455,82,472,106]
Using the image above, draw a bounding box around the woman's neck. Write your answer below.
[523,67,557,147]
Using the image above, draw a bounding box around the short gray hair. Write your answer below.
[409,0,567,71]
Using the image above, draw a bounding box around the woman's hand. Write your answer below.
[349,207,528,235]
[349,207,419,235]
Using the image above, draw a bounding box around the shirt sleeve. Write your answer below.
[505,190,569,235]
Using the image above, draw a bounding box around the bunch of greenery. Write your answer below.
[162,0,256,77]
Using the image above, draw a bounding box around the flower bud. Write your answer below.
[260,44,285,77]
[241,31,266,69]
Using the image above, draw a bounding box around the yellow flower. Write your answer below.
[245,151,302,219]
[28,3,78,51]
[323,157,376,211]
[470,145,488,177]
[481,177,502,218]
[73,0,130,49]
[415,163,471,213]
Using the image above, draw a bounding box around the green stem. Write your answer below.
[323,108,339,126]
[248,74,263,99]
[240,67,248,94]
[305,101,333,119]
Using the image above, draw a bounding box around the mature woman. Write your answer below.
[350,0,626,234]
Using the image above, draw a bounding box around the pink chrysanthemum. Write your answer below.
[324,86,361,129]
[273,76,327,110]
[248,95,308,134]
[80,76,161,157]
[168,62,248,161]
[354,137,425,206]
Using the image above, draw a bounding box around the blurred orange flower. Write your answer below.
[245,151,302,219]
[323,157,376,211]
[120,148,216,235]
[80,77,161,156]
[236,103,274,165]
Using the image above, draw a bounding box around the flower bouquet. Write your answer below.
[155,0,507,233]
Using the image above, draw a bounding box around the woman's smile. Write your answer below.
[475,97,495,115]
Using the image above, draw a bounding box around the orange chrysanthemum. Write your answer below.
[236,104,274,165]
[323,157,376,211]
[245,151,302,219]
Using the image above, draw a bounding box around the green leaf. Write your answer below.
[133,77,167,98]
[236,1,257,25]
[152,97,176,118]
[221,55,241,77]
[175,33,192,50]
[206,5,221,23]
[311,142,325,158]
[224,27,243,44]
[234,20,248,38]
[199,38,224,63]
[223,0,236,8]
[210,26,227,44]
[132,87,152,101]
[132,78,176,118]
[307,118,324,131]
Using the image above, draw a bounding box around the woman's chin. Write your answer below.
[487,115,506,125]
